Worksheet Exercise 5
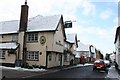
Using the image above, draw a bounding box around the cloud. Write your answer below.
[65,22,113,40]
[0,0,96,21]
[24,0,83,21]
[65,24,115,54]
[89,0,119,2]
[100,9,113,20]
[81,0,96,15]
[113,17,118,23]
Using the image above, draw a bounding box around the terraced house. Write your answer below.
[0,2,69,68]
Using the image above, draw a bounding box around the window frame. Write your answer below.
[27,33,38,42]
[0,50,6,59]
[49,53,52,61]
[27,51,39,61]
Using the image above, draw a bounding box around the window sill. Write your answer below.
[27,41,38,43]
[26,59,39,61]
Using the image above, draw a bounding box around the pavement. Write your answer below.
[1,63,120,79]
[106,66,120,80]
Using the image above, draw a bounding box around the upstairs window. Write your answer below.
[0,50,5,59]
[27,33,38,42]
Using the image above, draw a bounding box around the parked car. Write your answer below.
[93,59,108,72]
[104,60,111,68]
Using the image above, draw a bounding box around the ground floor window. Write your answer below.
[64,54,67,61]
[49,53,52,61]
[0,50,5,59]
[27,51,39,60]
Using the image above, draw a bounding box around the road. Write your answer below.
[21,65,119,80]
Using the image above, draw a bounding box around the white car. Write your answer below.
[104,60,111,68]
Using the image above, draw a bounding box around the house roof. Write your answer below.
[0,42,19,49]
[77,42,89,52]
[0,20,19,34]
[66,33,78,47]
[0,15,61,34]
[114,26,120,44]
[66,33,76,43]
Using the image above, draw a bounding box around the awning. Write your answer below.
[0,42,19,50]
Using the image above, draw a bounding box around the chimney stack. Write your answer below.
[19,1,29,31]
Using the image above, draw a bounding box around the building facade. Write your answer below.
[0,2,68,68]
[114,26,120,69]
[0,15,66,68]
[76,42,90,63]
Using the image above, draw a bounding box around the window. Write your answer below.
[27,33,38,42]
[27,51,39,60]
[59,54,62,61]
[0,50,5,59]
[49,53,52,61]
[64,54,67,61]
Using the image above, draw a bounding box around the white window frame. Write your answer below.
[0,50,5,59]
[27,33,38,42]
[27,51,39,60]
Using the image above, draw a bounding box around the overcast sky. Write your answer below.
[0,0,120,55]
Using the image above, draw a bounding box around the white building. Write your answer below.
[110,53,115,62]
[114,26,120,69]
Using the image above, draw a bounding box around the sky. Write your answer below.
[0,0,120,55]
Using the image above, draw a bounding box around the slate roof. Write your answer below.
[0,15,61,34]
[66,34,76,43]
[77,42,89,52]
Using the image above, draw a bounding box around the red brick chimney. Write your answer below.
[19,1,29,31]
